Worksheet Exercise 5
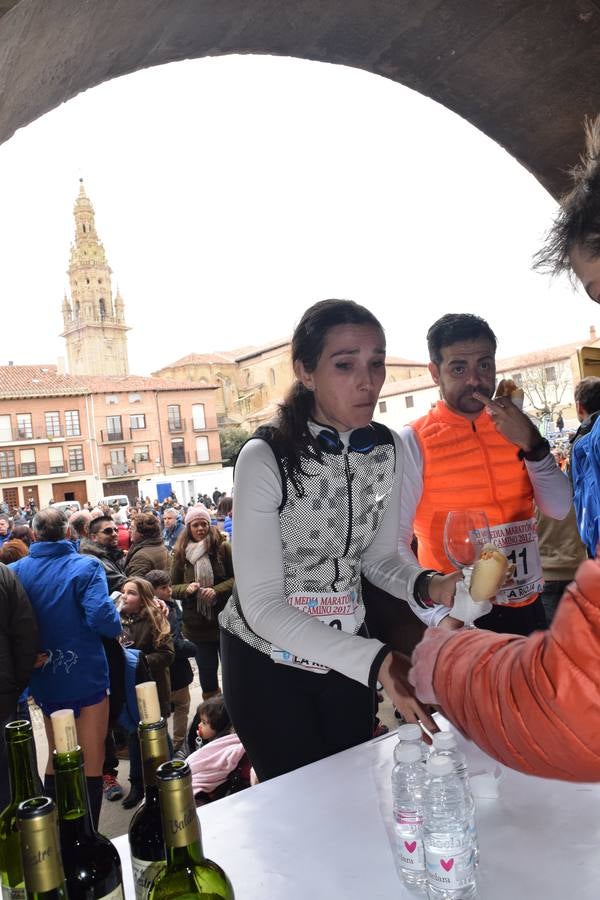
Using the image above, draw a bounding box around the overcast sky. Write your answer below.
[0,54,597,376]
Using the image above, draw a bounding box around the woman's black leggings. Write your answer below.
[220,628,375,782]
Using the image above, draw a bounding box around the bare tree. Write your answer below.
[519,361,571,421]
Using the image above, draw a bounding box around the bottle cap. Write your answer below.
[136,681,161,725]
[50,709,77,753]
[427,755,454,776]
[397,723,422,742]
[432,731,457,750]
[395,744,422,764]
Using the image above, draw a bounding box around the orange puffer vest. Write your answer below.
[411,401,536,607]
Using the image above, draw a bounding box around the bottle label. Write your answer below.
[2,887,25,900]
[131,857,165,900]
[394,807,425,871]
[96,885,124,900]
[425,844,475,890]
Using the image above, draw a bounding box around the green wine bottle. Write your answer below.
[0,720,44,900]
[54,743,124,900]
[148,760,234,900]
[17,797,67,900]
[128,718,169,899]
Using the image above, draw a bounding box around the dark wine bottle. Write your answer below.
[148,760,234,900]
[51,709,124,900]
[0,719,44,900]
[17,796,68,900]
[128,717,169,899]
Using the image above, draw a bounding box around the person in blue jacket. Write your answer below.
[10,507,122,827]
[570,376,600,556]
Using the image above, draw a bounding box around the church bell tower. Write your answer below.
[61,180,130,376]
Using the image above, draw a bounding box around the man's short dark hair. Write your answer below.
[145,569,171,589]
[574,376,600,415]
[426,313,498,365]
[89,515,115,536]
[32,508,68,542]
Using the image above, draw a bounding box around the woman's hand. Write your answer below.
[378,650,438,737]
[198,587,217,603]
[429,571,463,608]
[185,582,200,595]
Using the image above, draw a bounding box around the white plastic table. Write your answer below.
[114,725,600,898]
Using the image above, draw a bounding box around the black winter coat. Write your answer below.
[0,563,39,718]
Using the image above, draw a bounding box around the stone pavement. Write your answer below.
[30,663,398,840]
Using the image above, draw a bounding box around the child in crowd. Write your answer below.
[186,695,253,804]
[145,569,196,758]
[119,577,175,808]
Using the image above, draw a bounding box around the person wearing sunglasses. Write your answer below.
[80,515,127,594]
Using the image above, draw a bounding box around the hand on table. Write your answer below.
[378,650,438,738]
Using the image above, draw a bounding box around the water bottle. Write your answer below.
[394,722,429,764]
[423,755,478,899]
[391,744,427,888]
[431,732,479,864]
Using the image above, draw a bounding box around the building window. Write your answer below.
[195,436,209,463]
[405,395,414,409]
[65,410,81,437]
[133,445,150,462]
[105,394,120,405]
[167,405,183,431]
[16,414,33,440]
[269,368,276,386]
[128,393,141,403]
[99,298,106,319]
[48,446,65,473]
[130,414,146,430]
[378,401,387,413]
[0,450,16,478]
[110,448,126,466]
[545,366,556,382]
[68,446,85,471]
[192,404,206,431]
[20,448,36,476]
[106,416,123,441]
[0,416,12,443]
[45,412,61,437]
[512,372,523,387]
[171,439,186,464]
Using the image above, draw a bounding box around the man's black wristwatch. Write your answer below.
[413,569,442,609]
[518,436,550,462]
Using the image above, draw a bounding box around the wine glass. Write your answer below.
[443,510,492,628]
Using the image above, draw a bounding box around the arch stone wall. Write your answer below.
[1,0,600,197]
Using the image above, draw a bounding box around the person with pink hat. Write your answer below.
[170,504,234,699]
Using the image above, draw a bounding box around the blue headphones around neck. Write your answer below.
[315,424,376,455]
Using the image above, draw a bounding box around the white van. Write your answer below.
[100,494,130,523]
[51,500,82,514]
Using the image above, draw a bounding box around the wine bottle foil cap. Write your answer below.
[18,796,55,822]
[156,759,192,784]
[18,798,65,894]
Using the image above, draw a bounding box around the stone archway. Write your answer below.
[1,0,600,198]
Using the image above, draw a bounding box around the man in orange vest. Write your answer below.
[399,312,572,635]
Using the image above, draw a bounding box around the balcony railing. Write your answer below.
[100,428,132,443]
[191,422,207,432]
[167,418,186,433]
[105,462,130,477]
[49,465,66,474]
[16,428,33,441]
[171,452,190,466]
[20,463,37,476]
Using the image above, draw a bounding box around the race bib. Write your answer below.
[270,589,361,673]
[485,517,543,605]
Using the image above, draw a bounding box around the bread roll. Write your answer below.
[470,543,510,602]
[495,378,524,410]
